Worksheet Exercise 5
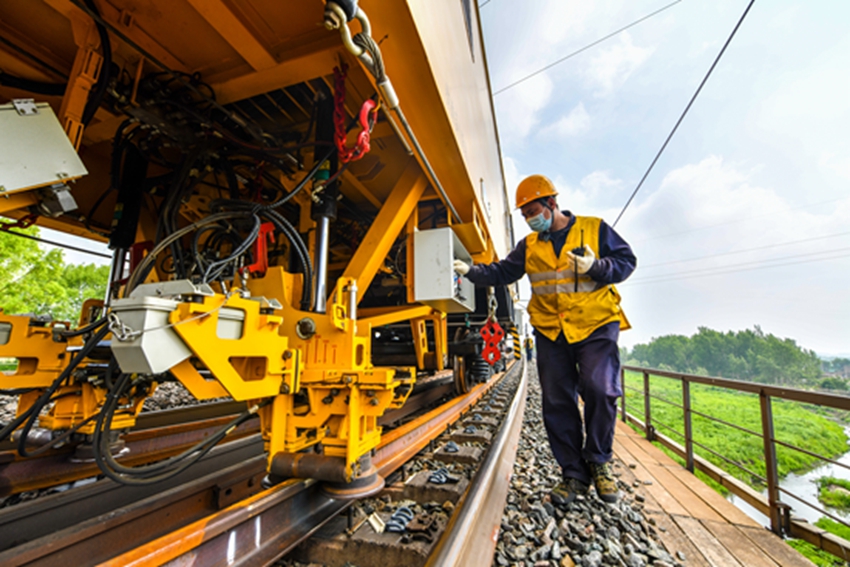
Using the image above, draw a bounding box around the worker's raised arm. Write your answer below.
[460,239,528,286]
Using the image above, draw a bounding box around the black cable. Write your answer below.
[202,215,261,283]
[0,388,36,396]
[612,0,757,228]
[0,72,65,96]
[81,0,112,126]
[493,0,683,96]
[57,315,109,337]
[93,372,266,485]
[0,229,112,259]
[15,325,110,456]
[20,413,98,457]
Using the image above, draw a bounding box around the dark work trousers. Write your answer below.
[535,322,622,485]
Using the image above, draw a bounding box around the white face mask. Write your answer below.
[527,209,552,232]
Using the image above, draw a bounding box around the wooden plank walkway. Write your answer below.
[612,422,816,566]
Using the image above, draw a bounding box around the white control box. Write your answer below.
[413,227,475,313]
[0,100,87,194]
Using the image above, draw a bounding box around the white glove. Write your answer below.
[565,245,596,275]
[453,259,470,275]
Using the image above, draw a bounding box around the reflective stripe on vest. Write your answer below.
[524,215,627,343]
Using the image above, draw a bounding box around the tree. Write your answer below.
[629,326,826,385]
[0,228,108,321]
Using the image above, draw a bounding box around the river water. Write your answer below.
[727,429,850,527]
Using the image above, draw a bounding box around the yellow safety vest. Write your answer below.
[525,216,630,343]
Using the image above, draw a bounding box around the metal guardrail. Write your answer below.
[620,365,850,560]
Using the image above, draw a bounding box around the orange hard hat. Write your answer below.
[515,174,558,209]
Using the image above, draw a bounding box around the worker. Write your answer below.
[524,336,535,362]
[453,174,636,504]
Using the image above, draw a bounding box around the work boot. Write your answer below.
[551,477,589,506]
[589,461,619,503]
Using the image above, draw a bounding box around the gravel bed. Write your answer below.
[494,362,681,567]
[0,394,17,426]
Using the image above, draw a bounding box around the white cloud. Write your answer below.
[615,156,850,353]
[580,170,623,194]
[819,152,850,181]
[583,32,653,97]
[538,102,591,139]
[493,74,554,142]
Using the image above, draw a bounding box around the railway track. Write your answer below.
[0,359,526,566]
[0,400,257,497]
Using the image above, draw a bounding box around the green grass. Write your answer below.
[0,358,16,372]
[817,477,850,509]
[787,540,848,566]
[623,371,849,488]
[815,517,850,542]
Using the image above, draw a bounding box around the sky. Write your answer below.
[35,0,850,357]
[479,0,850,356]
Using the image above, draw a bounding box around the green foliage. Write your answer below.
[821,377,849,391]
[0,228,109,321]
[623,371,849,486]
[626,326,823,386]
[824,358,850,378]
[817,477,850,509]
[787,539,848,566]
[815,517,850,543]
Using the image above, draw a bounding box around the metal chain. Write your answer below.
[107,291,238,343]
[487,287,498,322]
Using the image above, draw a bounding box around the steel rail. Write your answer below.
[0,435,265,562]
[0,412,260,496]
[426,359,527,566]
[94,361,520,567]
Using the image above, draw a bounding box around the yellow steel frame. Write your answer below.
[0,311,145,434]
[0,0,506,483]
[0,313,67,389]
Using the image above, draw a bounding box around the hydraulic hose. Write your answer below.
[14,325,111,456]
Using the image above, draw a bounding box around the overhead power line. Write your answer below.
[620,252,850,286]
[493,0,682,96]
[612,0,757,227]
[622,247,850,286]
[639,231,850,268]
[631,197,848,244]
[0,229,112,259]
[479,0,493,7]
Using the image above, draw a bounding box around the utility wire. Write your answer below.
[639,231,850,268]
[612,0,757,227]
[620,252,850,286]
[493,0,682,96]
[623,247,850,285]
[479,0,493,7]
[631,197,847,244]
[0,229,112,259]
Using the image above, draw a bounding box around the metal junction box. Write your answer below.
[0,100,88,195]
[414,227,475,313]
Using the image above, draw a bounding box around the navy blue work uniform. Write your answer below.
[465,212,636,485]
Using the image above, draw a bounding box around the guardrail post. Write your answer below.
[620,367,627,422]
[682,378,694,472]
[643,371,654,441]
[760,391,782,535]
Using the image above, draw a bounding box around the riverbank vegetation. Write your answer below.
[622,371,849,485]
[623,370,850,565]
[817,477,850,509]
[622,326,832,388]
